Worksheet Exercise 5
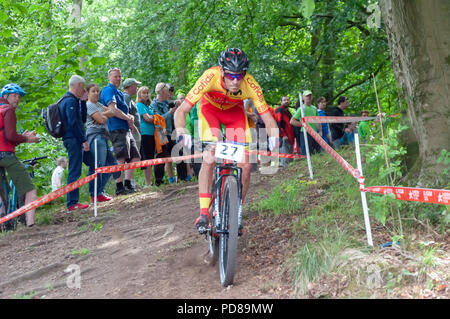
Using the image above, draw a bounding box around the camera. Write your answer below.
[167,100,176,108]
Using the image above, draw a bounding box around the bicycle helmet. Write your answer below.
[218,48,250,72]
[1,83,26,98]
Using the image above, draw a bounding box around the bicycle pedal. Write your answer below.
[197,226,207,235]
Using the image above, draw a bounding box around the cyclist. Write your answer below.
[0,84,40,227]
[174,48,279,234]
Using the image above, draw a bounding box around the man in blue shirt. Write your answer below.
[100,67,140,195]
[59,75,90,212]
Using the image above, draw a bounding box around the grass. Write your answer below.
[70,248,91,256]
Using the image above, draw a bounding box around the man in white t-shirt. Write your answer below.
[51,157,67,191]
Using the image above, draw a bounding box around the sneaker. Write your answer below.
[93,194,113,202]
[124,185,137,193]
[168,177,176,184]
[194,214,209,234]
[68,203,89,212]
[185,175,192,182]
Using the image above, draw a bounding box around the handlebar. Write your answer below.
[23,156,48,166]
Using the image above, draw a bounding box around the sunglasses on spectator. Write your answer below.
[224,72,245,81]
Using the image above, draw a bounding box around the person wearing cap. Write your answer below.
[100,68,140,195]
[150,83,182,185]
[123,78,142,189]
[290,90,322,155]
[151,83,187,184]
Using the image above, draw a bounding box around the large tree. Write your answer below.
[379,0,450,186]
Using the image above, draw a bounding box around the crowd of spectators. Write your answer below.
[1,73,373,216]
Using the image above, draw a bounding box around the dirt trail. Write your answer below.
[0,170,295,299]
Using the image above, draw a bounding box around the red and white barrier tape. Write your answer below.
[302,120,449,206]
[0,173,98,226]
[302,121,359,178]
[95,153,204,174]
[364,186,450,205]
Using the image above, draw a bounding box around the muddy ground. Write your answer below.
[0,170,296,299]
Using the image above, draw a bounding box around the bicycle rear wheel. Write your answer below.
[219,176,239,286]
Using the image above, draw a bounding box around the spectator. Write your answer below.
[85,83,120,202]
[0,83,40,226]
[274,96,295,167]
[123,78,142,190]
[136,86,155,187]
[177,93,193,181]
[151,83,185,185]
[51,157,67,192]
[317,96,332,147]
[358,110,371,143]
[100,68,140,195]
[290,90,322,155]
[330,96,349,149]
[59,75,90,212]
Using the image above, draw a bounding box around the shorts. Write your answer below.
[109,129,141,161]
[140,134,155,160]
[0,153,35,196]
[198,98,252,144]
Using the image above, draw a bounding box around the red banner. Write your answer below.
[0,173,98,226]
[364,186,450,205]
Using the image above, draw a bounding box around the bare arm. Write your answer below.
[290,117,303,128]
[142,113,154,124]
[91,111,108,125]
[174,101,193,135]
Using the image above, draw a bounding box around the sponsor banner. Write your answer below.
[365,186,450,205]
[0,173,98,226]
[302,121,358,178]
[303,116,377,124]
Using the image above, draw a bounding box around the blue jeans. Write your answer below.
[63,137,83,208]
[87,135,120,196]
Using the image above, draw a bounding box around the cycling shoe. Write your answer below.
[195,214,209,235]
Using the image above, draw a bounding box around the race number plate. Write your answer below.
[215,142,244,162]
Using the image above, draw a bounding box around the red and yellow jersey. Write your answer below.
[185,66,270,115]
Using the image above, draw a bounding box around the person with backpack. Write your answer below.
[58,75,90,212]
[0,83,40,227]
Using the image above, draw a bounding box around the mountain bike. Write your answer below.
[200,141,244,287]
[0,156,47,232]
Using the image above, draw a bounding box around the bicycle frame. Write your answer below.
[212,161,243,235]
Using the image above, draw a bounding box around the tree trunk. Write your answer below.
[379,0,450,187]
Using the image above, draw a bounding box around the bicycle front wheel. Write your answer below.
[219,177,239,286]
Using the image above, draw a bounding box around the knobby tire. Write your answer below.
[219,177,239,286]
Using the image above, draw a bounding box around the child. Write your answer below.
[51,157,67,191]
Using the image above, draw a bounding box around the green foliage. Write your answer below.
[436,149,450,178]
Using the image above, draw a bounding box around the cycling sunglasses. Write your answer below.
[224,72,245,81]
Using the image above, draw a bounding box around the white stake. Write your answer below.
[354,131,373,247]
[299,93,314,180]
[94,139,98,218]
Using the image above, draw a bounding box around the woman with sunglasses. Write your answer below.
[174,48,279,234]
